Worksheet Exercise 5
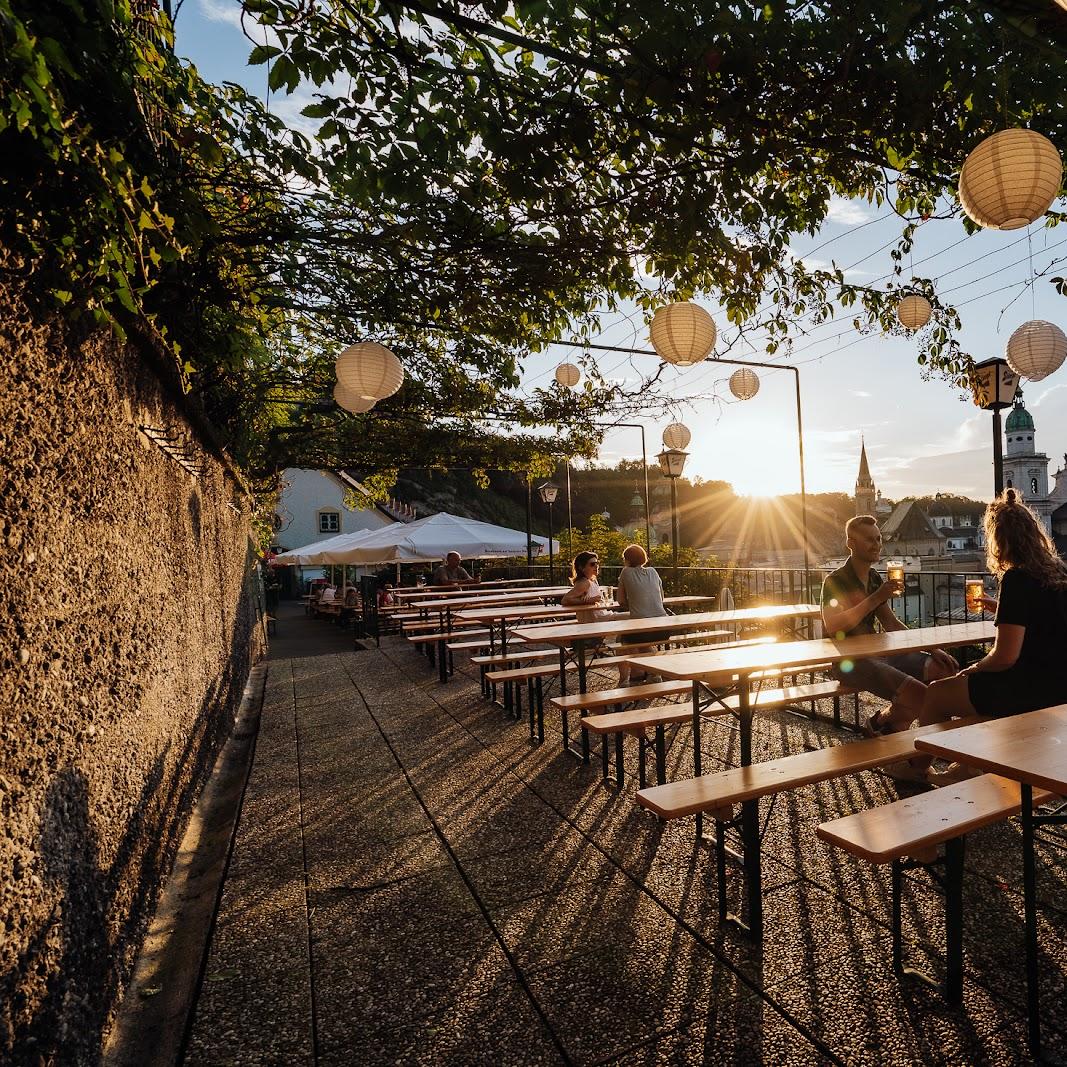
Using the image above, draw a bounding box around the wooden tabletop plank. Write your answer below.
[623,621,994,686]
[915,705,1067,794]
[512,603,819,648]
[409,587,571,611]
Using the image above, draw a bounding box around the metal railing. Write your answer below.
[483,564,994,628]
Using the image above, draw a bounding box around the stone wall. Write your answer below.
[0,279,265,1064]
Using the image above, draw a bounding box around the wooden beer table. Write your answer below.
[916,706,1067,1059]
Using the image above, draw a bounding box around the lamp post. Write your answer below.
[656,447,688,587]
[971,357,1020,496]
[538,480,559,581]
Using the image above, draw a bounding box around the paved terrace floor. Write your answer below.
[184,602,1067,1065]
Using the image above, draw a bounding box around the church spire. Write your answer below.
[855,437,876,516]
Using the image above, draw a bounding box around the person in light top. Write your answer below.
[616,544,672,686]
[561,551,612,624]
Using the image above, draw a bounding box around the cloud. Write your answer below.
[852,390,872,398]
[879,448,992,500]
[198,0,242,30]
[825,197,877,226]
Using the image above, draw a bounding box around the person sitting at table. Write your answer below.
[821,515,958,775]
[616,544,672,686]
[432,551,479,586]
[561,551,612,624]
[906,489,1067,785]
[377,583,396,608]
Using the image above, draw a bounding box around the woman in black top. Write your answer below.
[918,488,1067,784]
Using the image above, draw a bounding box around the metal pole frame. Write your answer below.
[547,501,555,583]
[992,408,1005,497]
[525,474,533,567]
[553,341,810,596]
[670,474,679,586]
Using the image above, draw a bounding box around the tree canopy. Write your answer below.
[3,0,1066,491]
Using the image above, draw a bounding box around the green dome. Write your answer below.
[1006,403,1035,432]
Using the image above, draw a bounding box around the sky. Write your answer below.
[176,1,1067,503]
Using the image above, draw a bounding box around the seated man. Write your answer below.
[431,551,478,586]
[821,515,958,763]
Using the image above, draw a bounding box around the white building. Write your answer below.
[272,469,399,553]
[1002,396,1053,535]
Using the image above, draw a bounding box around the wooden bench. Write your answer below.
[582,679,856,788]
[636,719,983,940]
[818,773,1053,1004]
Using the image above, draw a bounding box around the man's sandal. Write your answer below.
[862,707,892,737]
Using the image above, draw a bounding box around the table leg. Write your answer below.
[692,680,703,838]
[1022,784,1041,1058]
[574,639,590,764]
[738,674,753,767]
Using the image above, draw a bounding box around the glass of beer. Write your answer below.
[966,579,984,615]
[886,560,904,595]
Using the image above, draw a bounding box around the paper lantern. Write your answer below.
[336,342,404,400]
[959,129,1063,230]
[729,368,760,400]
[333,382,376,413]
[554,362,581,388]
[662,422,691,450]
[1005,320,1067,382]
[896,294,932,330]
[649,302,717,367]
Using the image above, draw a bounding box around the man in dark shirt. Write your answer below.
[821,515,957,751]
[431,551,478,586]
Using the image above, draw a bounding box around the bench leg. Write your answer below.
[944,837,966,1006]
[892,841,966,1005]
[615,732,625,789]
[528,683,537,740]
[832,695,841,730]
[537,694,544,744]
[580,710,590,765]
[438,640,448,683]
[716,818,729,923]
[601,734,610,780]
[561,709,570,753]
[740,799,762,940]
[655,725,667,785]
[638,734,648,789]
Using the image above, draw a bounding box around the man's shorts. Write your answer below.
[830,651,930,701]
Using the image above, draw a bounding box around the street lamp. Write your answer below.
[656,447,688,586]
[538,480,559,581]
[971,357,1020,495]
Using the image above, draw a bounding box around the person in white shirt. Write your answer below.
[615,544,672,686]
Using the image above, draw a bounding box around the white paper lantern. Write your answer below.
[554,362,581,388]
[1005,320,1067,381]
[662,422,691,450]
[896,294,933,330]
[959,129,1063,231]
[333,382,376,413]
[335,342,404,401]
[729,367,760,401]
[649,302,717,367]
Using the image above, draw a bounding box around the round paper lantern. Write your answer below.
[662,422,691,450]
[554,362,581,388]
[1005,320,1067,382]
[896,294,933,330]
[649,302,717,367]
[335,342,404,400]
[959,129,1063,230]
[333,382,376,413]
[729,367,760,401]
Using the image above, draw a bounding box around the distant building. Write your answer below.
[880,500,946,558]
[928,494,984,552]
[855,438,876,516]
[273,468,400,552]
[1049,454,1067,555]
[1002,394,1053,535]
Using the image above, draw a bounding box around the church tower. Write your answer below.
[855,439,876,516]
[1002,393,1053,534]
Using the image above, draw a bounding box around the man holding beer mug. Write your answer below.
[821,515,958,779]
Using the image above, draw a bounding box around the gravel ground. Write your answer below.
[184,609,1067,1065]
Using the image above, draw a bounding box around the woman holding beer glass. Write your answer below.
[917,488,1067,783]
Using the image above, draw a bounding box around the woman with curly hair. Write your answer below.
[561,550,612,624]
[916,488,1067,784]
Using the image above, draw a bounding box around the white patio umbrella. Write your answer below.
[271,526,386,566]
[323,511,554,564]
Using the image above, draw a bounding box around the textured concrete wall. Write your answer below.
[0,279,265,1064]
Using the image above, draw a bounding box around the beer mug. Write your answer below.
[886,560,904,595]
[966,579,984,615]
